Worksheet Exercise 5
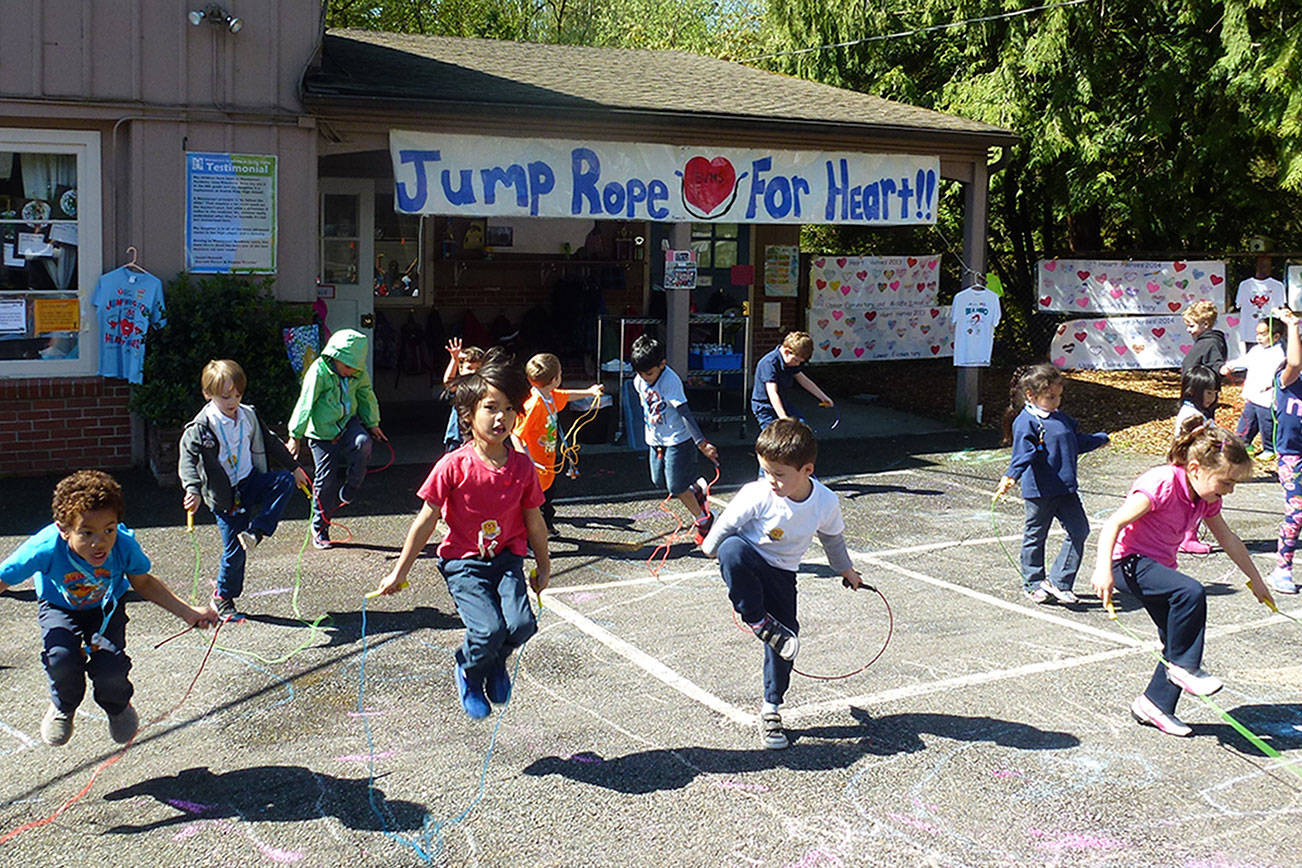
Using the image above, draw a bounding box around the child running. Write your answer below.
[285,329,387,549]
[1174,364,1220,554]
[1267,308,1302,595]
[750,331,834,431]
[179,360,310,621]
[0,471,217,746]
[630,335,720,543]
[994,364,1109,604]
[513,352,601,538]
[1091,421,1274,737]
[375,351,549,719]
[1221,318,1284,460]
[441,337,485,452]
[701,419,862,750]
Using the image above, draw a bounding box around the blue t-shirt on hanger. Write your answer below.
[92,266,165,384]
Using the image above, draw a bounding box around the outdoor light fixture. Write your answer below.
[188,4,243,33]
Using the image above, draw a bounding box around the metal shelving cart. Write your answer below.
[595,314,664,442]
[685,312,751,439]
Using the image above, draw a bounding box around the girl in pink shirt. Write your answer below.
[1091,420,1274,737]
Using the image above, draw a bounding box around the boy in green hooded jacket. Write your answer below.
[286,329,387,548]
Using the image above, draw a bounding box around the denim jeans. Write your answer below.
[38,600,133,715]
[440,552,536,682]
[1020,492,1090,593]
[308,416,372,537]
[717,535,798,706]
[212,469,296,599]
[1113,554,1207,714]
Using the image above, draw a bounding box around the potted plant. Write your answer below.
[130,273,313,485]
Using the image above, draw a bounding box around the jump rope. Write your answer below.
[532,397,604,479]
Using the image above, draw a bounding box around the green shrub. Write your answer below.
[130,273,313,429]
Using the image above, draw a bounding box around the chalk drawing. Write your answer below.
[337,750,396,763]
[171,818,304,863]
[716,780,771,793]
[1027,828,1125,852]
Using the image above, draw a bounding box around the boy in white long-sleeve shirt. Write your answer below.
[1222,318,1285,458]
[701,419,862,750]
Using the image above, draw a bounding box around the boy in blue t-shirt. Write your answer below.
[631,335,720,542]
[0,471,217,747]
[750,331,834,431]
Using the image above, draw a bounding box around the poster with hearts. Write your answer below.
[807,305,954,362]
[809,255,941,310]
[1048,315,1244,371]
[1037,259,1226,314]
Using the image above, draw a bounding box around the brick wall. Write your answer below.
[0,378,132,476]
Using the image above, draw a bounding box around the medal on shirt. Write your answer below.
[478,520,501,559]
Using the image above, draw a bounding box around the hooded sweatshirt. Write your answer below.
[1181,328,1228,386]
[287,329,380,441]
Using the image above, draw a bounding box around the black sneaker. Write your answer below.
[748,614,799,660]
[212,595,243,623]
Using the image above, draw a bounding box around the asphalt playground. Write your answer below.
[2,426,1302,867]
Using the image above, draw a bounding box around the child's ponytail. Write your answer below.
[1168,418,1251,475]
[1001,363,1063,445]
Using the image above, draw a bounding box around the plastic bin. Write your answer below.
[689,351,744,371]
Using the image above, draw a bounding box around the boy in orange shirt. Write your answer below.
[513,353,601,537]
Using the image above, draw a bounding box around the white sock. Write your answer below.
[761,701,779,715]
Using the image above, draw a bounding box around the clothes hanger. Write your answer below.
[124,246,147,273]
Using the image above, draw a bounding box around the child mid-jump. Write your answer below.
[1091,421,1274,737]
[1221,317,1284,460]
[1266,307,1302,595]
[376,351,549,720]
[701,419,862,750]
[0,471,217,746]
[441,337,485,453]
[179,359,310,622]
[994,364,1108,604]
[1174,364,1220,555]
[750,331,834,431]
[285,329,387,549]
[513,352,602,537]
[630,335,720,542]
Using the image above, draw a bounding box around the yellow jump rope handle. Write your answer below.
[299,483,312,497]
[365,580,408,599]
[186,510,194,533]
[1248,580,1282,614]
[529,568,543,611]
[1105,601,1118,620]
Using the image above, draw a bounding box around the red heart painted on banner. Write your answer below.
[841,285,852,295]
[1044,261,1058,272]
[816,279,827,290]
[837,258,848,267]
[1152,327,1165,338]
[1173,261,1187,271]
[890,281,900,290]
[930,345,941,355]
[1040,296,1052,307]
[856,271,868,280]
[1077,270,1091,281]
[831,347,843,357]
[814,258,826,268]
[1074,331,1087,341]
[865,311,877,321]
[1114,345,1128,355]
[907,257,918,267]
[833,310,843,320]
[930,309,939,318]
[681,156,737,215]
[1210,274,1223,285]
[817,319,829,329]
[1168,302,1182,312]
[854,347,865,357]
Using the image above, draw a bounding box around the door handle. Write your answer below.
[360,313,375,329]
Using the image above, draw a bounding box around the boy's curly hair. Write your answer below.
[52,470,125,526]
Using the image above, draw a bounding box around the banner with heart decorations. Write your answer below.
[1049,315,1245,370]
[1037,259,1226,314]
[808,305,954,362]
[809,254,941,310]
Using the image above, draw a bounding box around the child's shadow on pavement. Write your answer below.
[521,708,1077,795]
[102,765,425,834]
[239,606,462,646]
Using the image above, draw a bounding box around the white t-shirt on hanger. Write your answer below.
[951,286,1001,367]
[1235,276,1285,344]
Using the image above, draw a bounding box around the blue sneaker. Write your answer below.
[454,663,491,719]
[485,660,511,704]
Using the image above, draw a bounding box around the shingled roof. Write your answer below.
[305,30,1014,144]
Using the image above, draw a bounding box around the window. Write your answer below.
[0,129,101,376]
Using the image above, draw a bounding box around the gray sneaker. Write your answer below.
[761,711,789,750]
[1041,581,1079,604]
[108,703,139,744]
[1026,586,1051,604]
[41,704,74,746]
[237,530,260,553]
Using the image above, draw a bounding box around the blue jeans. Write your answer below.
[38,600,133,715]
[1113,554,1207,715]
[1020,492,1090,593]
[308,416,372,537]
[213,469,296,599]
[717,535,798,706]
[1235,402,1276,452]
[440,553,537,682]
[649,439,698,497]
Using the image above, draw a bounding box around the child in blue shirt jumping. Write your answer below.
[0,471,217,747]
[995,364,1109,604]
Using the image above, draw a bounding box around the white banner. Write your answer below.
[808,304,953,362]
[809,254,940,310]
[1049,315,1245,370]
[1036,259,1225,314]
[389,131,939,225]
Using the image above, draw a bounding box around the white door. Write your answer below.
[319,178,375,373]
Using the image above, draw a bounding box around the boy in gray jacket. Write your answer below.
[179,359,309,621]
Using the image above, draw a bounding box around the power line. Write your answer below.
[738,0,1093,64]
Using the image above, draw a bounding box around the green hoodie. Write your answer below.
[287,329,380,440]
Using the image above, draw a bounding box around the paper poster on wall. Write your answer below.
[664,249,698,290]
[763,302,782,328]
[32,298,80,333]
[1049,314,1245,370]
[809,254,940,310]
[808,305,953,362]
[0,298,25,333]
[17,232,52,258]
[763,245,799,297]
[48,224,78,246]
[3,243,21,268]
[1036,259,1225,314]
[185,152,278,274]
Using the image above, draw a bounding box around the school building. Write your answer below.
[0,1,1013,476]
